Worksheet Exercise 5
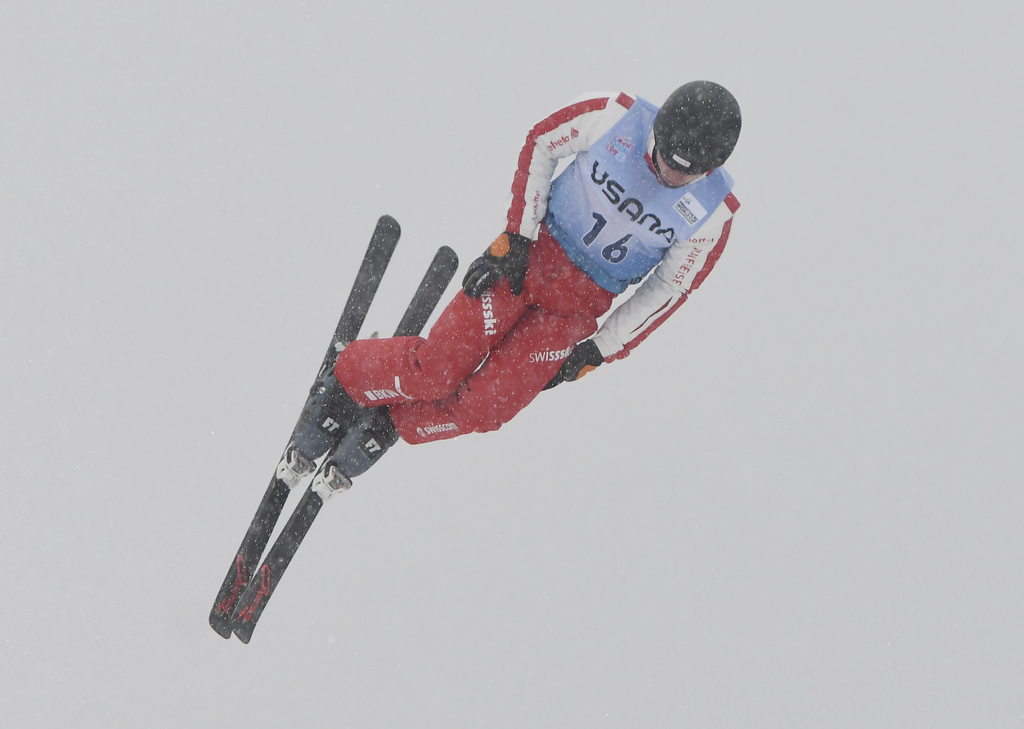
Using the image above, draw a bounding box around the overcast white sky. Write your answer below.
[2,2,1022,727]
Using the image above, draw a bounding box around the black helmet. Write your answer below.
[653,81,741,173]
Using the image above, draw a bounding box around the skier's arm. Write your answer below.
[591,193,740,361]
[544,204,738,391]
[465,93,634,298]
[506,93,635,239]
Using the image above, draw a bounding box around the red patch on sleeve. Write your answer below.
[724,192,740,213]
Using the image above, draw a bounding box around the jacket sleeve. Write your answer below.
[506,92,635,239]
[590,192,740,361]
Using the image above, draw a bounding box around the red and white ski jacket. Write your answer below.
[506,92,740,361]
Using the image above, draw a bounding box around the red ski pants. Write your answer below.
[334,225,615,444]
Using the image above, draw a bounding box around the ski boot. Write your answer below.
[276,370,363,489]
[310,406,399,500]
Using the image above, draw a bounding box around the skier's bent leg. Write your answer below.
[335,283,527,407]
[390,308,598,444]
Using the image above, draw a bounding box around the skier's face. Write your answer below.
[654,149,704,188]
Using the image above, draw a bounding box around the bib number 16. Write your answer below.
[582,213,630,264]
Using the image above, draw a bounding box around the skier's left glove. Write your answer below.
[462,232,531,298]
[543,339,605,390]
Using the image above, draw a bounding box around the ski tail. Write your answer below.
[331,215,401,353]
[227,245,459,643]
[394,246,459,337]
[209,216,400,638]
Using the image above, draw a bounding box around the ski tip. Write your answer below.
[436,245,459,268]
[377,214,400,236]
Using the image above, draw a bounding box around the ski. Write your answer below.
[228,245,459,643]
[209,215,401,638]
[394,246,460,338]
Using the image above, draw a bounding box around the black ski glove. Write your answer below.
[462,232,531,298]
[543,339,605,390]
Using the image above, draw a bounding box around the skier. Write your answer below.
[326,81,742,479]
[212,81,744,640]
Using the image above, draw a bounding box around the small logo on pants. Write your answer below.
[416,423,459,438]
[529,346,572,364]
[482,294,496,336]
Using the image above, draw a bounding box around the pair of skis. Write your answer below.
[209,216,458,643]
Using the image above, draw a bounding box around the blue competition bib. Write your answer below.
[546,98,734,293]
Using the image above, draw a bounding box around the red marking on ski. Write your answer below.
[215,556,248,615]
[236,565,272,622]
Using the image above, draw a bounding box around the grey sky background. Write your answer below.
[2,1,1021,727]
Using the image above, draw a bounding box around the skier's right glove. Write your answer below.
[543,339,606,390]
[462,232,531,298]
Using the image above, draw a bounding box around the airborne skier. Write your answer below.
[329,81,742,476]
[212,81,743,641]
